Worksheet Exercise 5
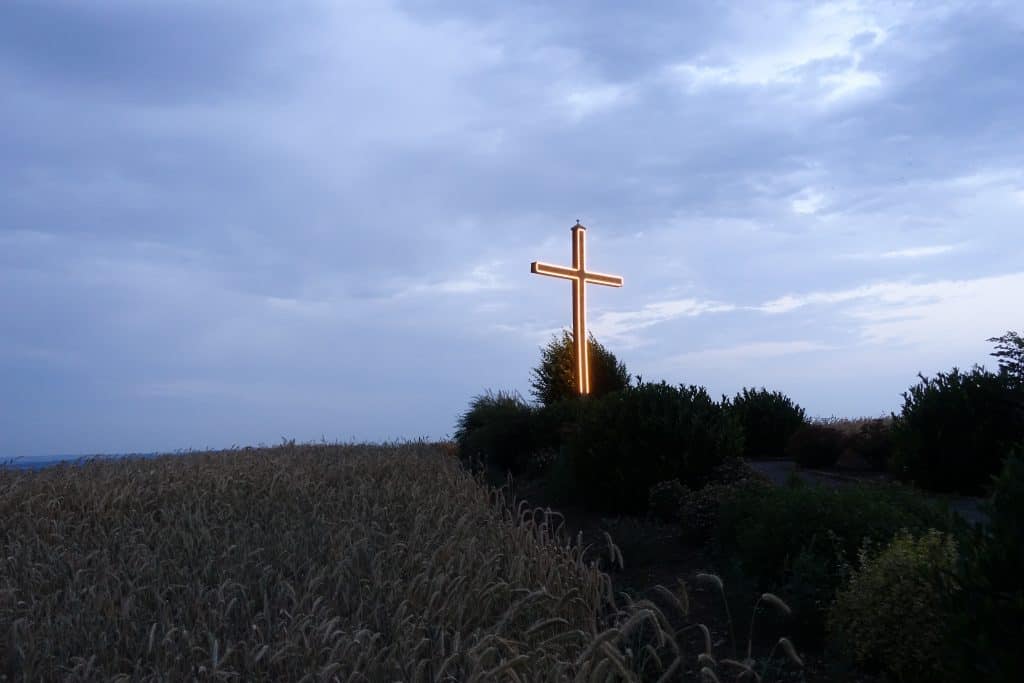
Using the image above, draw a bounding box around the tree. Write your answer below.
[988,330,1024,383]
[529,330,629,406]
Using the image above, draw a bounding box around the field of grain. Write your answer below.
[0,442,761,682]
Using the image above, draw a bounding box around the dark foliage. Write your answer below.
[563,380,744,513]
[727,387,807,460]
[678,477,772,543]
[652,458,771,528]
[890,365,1024,495]
[453,390,544,475]
[713,482,953,644]
[648,479,687,522]
[529,330,630,407]
[988,330,1024,383]
[843,419,893,471]
[785,423,845,469]
[947,449,1024,682]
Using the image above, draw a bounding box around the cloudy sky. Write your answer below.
[2,0,1022,458]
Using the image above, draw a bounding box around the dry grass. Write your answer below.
[1,441,781,682]
[808,416,892,436]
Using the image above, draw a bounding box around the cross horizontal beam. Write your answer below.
[530,262,624,287]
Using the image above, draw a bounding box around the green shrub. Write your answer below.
[890,365,1024,495]
[728,387,807,460]
[453,390,543,475]
[679,477,771,543]
[828,529,959,682]
[714,482,953,642]
[785,423,845,469]
[676,457,772,541]
[782,531,854,648]
[947,449,1024,682]
[844,418,893,471]
[564,380,744,513]
[529,330,630,406]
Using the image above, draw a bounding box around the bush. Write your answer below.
[530,330,630,406]
[947,449,1024,682]
[728,387,806,460]
[890,365,1024,495]
[828,529,959,682]
[674,457,772,541]
[453,390,544,475]
[785,423,845,469]
[843,418,893,471]
[714,482,953,642]
[679,477,772,543]
[648,479,686,522]
[564,380,744,513]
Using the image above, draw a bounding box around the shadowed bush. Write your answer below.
[785,423,845,469]
[947,448,1024,682]
[727,387,806,460]
[713,481,953,644]
[454,390,544,475]
[843,418,894,471]
[563,380,744,513]
[890,365,1024,494]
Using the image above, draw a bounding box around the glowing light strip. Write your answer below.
[576,227,587,394]
[530,223,623,395]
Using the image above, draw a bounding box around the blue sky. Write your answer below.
[2,0,1022,458]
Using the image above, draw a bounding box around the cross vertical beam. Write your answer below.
[531,222,623,395]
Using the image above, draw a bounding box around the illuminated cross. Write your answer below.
[531,222,623,395]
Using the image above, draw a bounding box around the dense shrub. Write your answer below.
[648,479,686,522]
[785,423,845,469]
[828,530,959,682]
[673,457,772,540]
[679,477,771,543]
[530,330,630,406]
[947,449,1024,682]
[714,482,952,642]
[704,456,769,487]
[843,418,893,471]
[564,380,744,513]
[890,365,1024,495]
[727,387,806,460]
[454,390,543,475]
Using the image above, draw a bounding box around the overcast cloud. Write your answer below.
[2,0,1022,458]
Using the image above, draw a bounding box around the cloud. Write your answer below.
[879,244,958,259]
[394,262,512,297]
[563,84,631,121]
[790,189,827,215]
[667,340,836,365]
[591,298,736,348]
[846,272,1024,349]
[668,1,894,105]
[757,273,1024,353]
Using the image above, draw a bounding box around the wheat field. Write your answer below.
[0,442,746,682]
